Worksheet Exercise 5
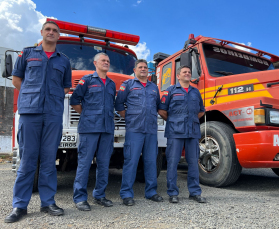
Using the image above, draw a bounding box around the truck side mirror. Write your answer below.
[2,54,13,78]
[191,49,202,76]
[180,52,192,69]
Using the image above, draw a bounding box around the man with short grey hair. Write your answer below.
[94,52,109,61]
[70,53,116,211]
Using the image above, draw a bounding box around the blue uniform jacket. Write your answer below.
[12,45,72,116]
[115,78,160,134]
[70,72,116,134]
[159,83,205,139]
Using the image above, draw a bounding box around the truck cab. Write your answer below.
[154,34,279,187]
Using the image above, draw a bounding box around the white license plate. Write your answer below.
[59,142,77,148]
[61,134,77,142]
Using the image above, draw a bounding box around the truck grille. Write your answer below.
[73,79,80,88]
[69,107,80,127]
[69,107,126,129]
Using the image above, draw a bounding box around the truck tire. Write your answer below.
[199,121,242,187]
[136,147,163,183]
[32,160,40,193]
[271,168,279,176]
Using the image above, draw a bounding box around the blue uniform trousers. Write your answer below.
[73,133,113,203]
[13,114,62,209]
[120,132,158,199]
[166,138,201,196]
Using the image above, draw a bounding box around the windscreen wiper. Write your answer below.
[214,71,234,76]
[210,85,223,105]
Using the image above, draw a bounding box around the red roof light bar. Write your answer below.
[46,18,140,46]
[106,30,139,44]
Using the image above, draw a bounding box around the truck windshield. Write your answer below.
[203,43,275,77]
[56,42,137,75]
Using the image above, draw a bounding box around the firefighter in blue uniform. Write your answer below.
[70,53,116,211]
[115,59,163,206]
[5,21,72,223]
[158,65,206,204]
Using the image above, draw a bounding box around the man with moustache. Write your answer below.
[70,53,116,211]
[115,59,163,206]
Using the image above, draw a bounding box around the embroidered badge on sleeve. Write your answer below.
[18,51,23,57]
[78,80,85,85]
[163,91,169,95]
[161,97,166,103]
[120,86,125,91]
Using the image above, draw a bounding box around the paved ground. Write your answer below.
[1,162,279,228]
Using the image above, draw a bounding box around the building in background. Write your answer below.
[148,61,155,76]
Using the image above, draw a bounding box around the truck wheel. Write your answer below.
[32,160,40,193]
[199,121,242,187]
[136,147,163,183]
[271,168,279,176]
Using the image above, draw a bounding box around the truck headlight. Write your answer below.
[270,110,279,124]
[157,115,164,126]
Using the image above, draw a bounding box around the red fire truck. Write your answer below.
[4,19,166,191]
[153,34,279,187]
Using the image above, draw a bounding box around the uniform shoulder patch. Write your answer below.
[120,85,126,91]
[20,46,36,57]
[119,79,131,91]
[163,91,169,96]
[18,51,24,57]
[78,79,85,85]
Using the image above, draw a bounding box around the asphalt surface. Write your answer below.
[1,162,279,228]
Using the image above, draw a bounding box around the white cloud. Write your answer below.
[0,0,151,61]
[232,42,252,52]
[133,0,143,6]
[0,0,47,51]
[122,42,151,60]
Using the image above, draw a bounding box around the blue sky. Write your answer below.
[1,0,278,62]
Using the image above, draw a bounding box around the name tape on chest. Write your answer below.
[173,93,184,97]
[130,87,142,91]
[27,58,42,62]
[88,84,101,88]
